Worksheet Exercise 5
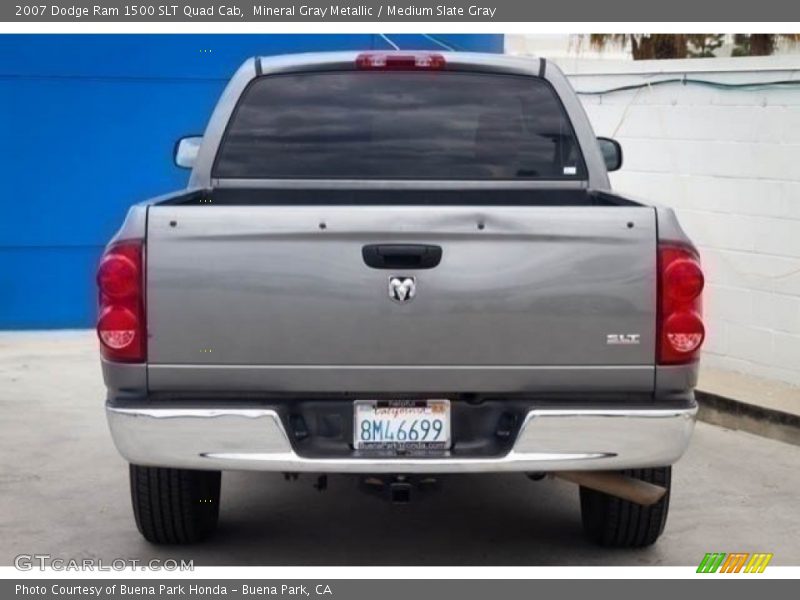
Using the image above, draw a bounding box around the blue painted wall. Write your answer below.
[0,34,503,329]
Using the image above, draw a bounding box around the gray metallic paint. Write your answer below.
[101,52,702,469]
[146,365,656,394]
[145,205,658,392]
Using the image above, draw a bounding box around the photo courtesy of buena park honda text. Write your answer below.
[0,0,798,596]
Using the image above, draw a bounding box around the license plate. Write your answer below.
[354,400,451,450]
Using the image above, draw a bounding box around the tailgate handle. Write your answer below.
[362,244,442,270]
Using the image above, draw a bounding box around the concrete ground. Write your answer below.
[1,331,799,566]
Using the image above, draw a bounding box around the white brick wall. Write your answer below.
[566,58,800,386]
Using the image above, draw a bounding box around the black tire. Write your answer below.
[579,466,671,548]
[129,464,221,544]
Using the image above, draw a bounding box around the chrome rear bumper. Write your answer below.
[106,402,697,473]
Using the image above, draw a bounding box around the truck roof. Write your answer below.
[251,50,547,79]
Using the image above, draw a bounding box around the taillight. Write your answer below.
[97,240,145,362]
[355,52,446,70]
[658,244,705,364]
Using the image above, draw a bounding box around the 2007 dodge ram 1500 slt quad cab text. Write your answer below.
[100,51,705,548]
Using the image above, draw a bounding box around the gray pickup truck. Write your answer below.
[99,51,705,548]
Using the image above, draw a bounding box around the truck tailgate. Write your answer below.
[145,204,657,393]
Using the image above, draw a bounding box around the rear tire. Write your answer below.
[579,466,671,548]
[129,464,221,544]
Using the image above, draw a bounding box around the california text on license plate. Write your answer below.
[354,400,451,450]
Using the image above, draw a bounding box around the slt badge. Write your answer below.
[389,276,416,304]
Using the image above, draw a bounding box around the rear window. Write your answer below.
[213,71,586,180]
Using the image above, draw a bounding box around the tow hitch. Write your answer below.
[360,475,440,503]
